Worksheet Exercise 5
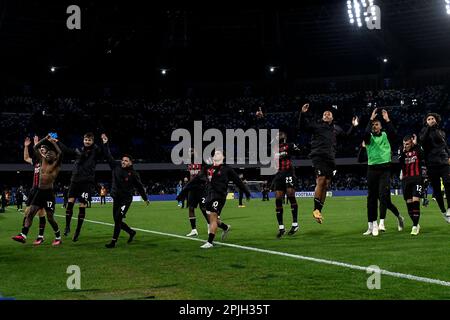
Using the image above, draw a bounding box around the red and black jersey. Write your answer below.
[399,145,425,180]
[31,159,41,188]
[188,163,202,180]
[204,164,251,199]
[274,143,301,173]
[181,164,251,200]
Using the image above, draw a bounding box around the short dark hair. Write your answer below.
[122,154,134,163]
[403,134,414,142]
[424,113,441,126]
[84,132,94,139]
[40,141,56,152]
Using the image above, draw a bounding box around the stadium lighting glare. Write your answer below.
[383,58,388,63]
[348,0,378,27]
[50,66,56,72]
[268,66,278,73]
[160,69,167,75]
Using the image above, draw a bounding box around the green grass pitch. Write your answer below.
[1,196,450,300]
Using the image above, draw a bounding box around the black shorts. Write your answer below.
[205,197,226,215]
[30,188,56,212]
[26,188,37,207]
[427,165,450,184]
[271,171,297,192]
[312,158,336,178]
[402,178,423,200]
[68,181,94,203]
[187,188,206,208]
[112,197,132,220]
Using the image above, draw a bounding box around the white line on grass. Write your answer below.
[52,214,450,288]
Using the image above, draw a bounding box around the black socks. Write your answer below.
[38,216,46,237]
[314,198,324,212]
[275,198,284,228]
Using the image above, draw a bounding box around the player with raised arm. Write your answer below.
[12,136,63,246]
[22,136,48,245]
[298,103,359,224]
[362,108,403,236]
[399,134,425,235]
[58,132,107,241]
[359,140,404,232]
[102,134,150,248]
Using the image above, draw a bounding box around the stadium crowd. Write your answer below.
[1,85,448,163]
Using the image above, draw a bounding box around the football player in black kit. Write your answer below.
[102,135,149,248]
[178,148,210,237]
[418,113,450,223]
[270,131,302,238]
[298,103,359,224]
[182,150,251,248]
[57,132,107,241]
[399,135,425,235]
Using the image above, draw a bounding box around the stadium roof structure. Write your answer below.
[1,0,449,85]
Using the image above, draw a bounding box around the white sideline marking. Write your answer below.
[52,214,450,288]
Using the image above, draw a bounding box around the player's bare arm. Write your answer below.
[23,137,33,164]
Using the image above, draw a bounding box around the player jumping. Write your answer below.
[270,131,302,238]
[12,136,62,246]
[298,103,359,224]
[22,136,48,245]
